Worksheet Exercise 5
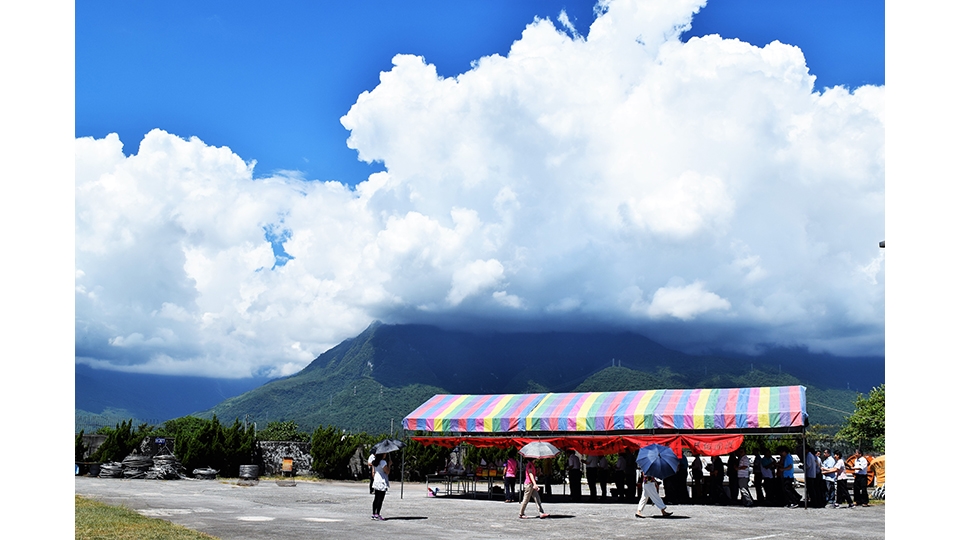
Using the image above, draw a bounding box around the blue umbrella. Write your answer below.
[635,444,680,479]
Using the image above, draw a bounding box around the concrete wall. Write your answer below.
[257,441,311,476]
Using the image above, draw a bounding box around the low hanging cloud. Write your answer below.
[75,0,884,378]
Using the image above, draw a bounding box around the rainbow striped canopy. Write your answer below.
[403,386,806,434]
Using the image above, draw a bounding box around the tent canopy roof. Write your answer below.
[402,385,806,435]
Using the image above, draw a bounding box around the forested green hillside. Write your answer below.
[200,322,880,434]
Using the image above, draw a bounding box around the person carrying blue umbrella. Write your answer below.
[634,444,675,518]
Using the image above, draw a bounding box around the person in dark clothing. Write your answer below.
[752,451,765,505]
[709,456,729,505]
[726,452,739,504]
[566,451,582,502]
[778,448,802,508]
[691,454,704,502]
[761,449,779,506]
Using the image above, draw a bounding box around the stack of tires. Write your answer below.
[122,454,153,479]
[192,467,219,479]
[98,462,123,478]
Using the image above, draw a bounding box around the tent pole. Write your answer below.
[400,431,406,499]
[802,428,807,510]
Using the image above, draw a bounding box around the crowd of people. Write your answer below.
[365,444,881,520]
[525,445,878,512]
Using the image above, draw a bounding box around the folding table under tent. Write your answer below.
[397,385,809,499]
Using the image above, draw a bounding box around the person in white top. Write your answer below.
[736,448,754,507]
[852,449,871,507]
[585,454,600,501]
[829,450,853,508]
[371,454,390,521]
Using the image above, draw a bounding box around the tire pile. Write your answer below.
[192,467,219,480]
[94,447,191,480]
[239,465,259,479]
[98,462,124,478]
[122,454,153,479]
[146,452,188,480]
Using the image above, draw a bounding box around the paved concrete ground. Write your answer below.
[76,476,884,539]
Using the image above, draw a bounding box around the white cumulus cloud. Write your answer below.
[76,0,884,377]
[647,281,732,320]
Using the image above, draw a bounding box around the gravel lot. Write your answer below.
[76,476,885,539]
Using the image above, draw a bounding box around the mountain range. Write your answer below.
[76,322,884,435]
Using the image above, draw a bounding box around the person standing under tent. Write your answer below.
[635,470,673,518]
[760,449,778,506]
[804,448,824,508]
[614,453,628,500]
[566,450,582,502]
[671,450,688,504]
[726,452,739,504]
[852,449,871,507]
[370,454,390,521]
[691,454,704,501]
[519,459,549,519]
[503,452,519,503]
[598,454,609,498]
[830,450,854,508]
[778,447,801,508]
[821,448,838,507]
[752,451,765,505]
[585,454,600,502]
[540,456,553,497]
[709,455,728,505]
[736,448,755,507]
[628,450,640,500]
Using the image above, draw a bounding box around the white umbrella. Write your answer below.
[518,441,561,459]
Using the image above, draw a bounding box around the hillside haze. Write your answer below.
[199,322,883,434]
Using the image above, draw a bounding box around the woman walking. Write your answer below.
[519,459,549,519]
[371,453,390,521]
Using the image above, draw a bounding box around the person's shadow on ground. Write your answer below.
[382,516,428,521]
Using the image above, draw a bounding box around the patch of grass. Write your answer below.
[75,495,218,540]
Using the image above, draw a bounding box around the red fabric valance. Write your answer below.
[409,434,743,457]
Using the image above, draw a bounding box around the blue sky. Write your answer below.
[74,0,886,379]
[76,0,883,186]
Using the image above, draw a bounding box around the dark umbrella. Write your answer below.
[371,438,405,454]
[518,441,561,459]
[635,443,680,479]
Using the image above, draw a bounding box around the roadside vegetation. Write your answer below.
[75,495,217,539]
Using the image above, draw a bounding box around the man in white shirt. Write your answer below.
[585,454,600,502]
[821,449,837,507]
[852,449,871,507]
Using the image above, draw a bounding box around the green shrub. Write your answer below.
[310,425,361,479]
[256,420,310,442]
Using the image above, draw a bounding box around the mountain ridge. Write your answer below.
[197,322,883,434]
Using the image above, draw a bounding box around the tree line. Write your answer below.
[75,416,450,481]
[76,384,883,479]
